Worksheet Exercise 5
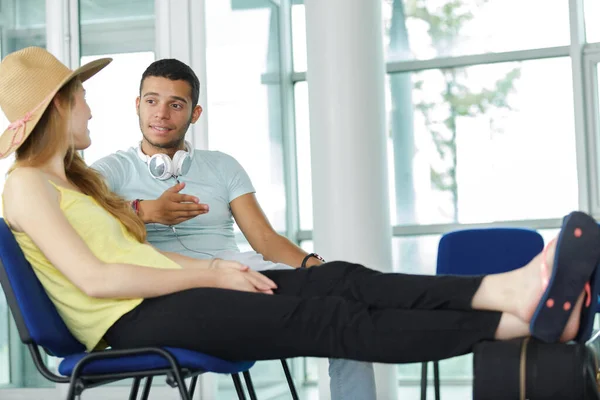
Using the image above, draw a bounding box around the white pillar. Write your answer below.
[154,0,210,150]
[304,1,397,400]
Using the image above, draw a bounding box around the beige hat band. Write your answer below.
[0,90,56,158]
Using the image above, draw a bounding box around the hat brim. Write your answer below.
[0,57,112,159]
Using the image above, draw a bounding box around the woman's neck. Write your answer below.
[39,153,68,182]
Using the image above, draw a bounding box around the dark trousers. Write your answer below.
[105,261,501,363]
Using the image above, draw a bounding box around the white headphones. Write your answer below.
[137,141,194,180]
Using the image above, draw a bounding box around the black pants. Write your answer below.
[105,261,501,364]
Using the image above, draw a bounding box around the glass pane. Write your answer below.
[382,0,570,62]
[14,0,45,27]
[388,57,577,225]
[0,0,47,385]
[80,0,154,56]
[80,0,153,21]
[81,52,156,164]
[291,3,307,72]
[206,0,287,233]
[586,0,600,43]
[0,0,46,55]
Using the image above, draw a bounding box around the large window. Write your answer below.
[386,58,577,225]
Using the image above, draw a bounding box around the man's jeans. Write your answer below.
[329,359,376,400]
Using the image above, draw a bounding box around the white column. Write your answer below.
[154,0,210,150]
[45,0,73,66]
[304,1,398,400]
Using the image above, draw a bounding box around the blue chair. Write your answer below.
[0,218,258,400]
[420,227,544,400]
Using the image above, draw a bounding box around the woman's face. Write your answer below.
[70,85,92,150]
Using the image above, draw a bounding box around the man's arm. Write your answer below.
[231,193,322,268]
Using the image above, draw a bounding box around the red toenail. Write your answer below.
[574,228,582,237]
[546,299,554,308]
[563,302,571,311]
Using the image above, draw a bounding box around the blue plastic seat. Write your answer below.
[420,227,544,400]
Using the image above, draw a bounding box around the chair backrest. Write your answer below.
[0,218,85,357]
[437,227,544,276]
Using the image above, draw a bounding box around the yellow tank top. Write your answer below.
[11,182,182,351]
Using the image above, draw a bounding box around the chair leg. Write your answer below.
[280,359,299,400]
[140,376,153,400]
[188,376,198,398]
[420,361,428,400]
[433,361,440,400]
[232,373,248,400]
[169,369,191,400]
[129,377,142,400]
[243,371,258,400]
[66,380,85,400]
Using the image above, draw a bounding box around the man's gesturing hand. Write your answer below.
[139,182,209,225]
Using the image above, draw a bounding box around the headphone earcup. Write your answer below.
[172,150,191,177]
[148,153,174,180]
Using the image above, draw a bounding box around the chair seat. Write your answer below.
[58,347,255,376]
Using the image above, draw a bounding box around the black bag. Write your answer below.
[473,337,600,400]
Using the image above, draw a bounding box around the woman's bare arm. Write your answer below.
[2,168,275,298]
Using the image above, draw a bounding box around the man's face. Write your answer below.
[136,76,202,149]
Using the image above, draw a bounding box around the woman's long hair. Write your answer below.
[11,78,147,242]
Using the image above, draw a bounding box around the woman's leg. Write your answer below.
[263,226,592,328]
[104,287,505,364]
[262,262,484,311]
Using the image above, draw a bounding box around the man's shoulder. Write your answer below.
[194,149,233,160]
[193,149,241,167]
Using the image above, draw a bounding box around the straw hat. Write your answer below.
[0,47,112,159]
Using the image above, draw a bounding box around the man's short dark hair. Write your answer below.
[140,59,200,109]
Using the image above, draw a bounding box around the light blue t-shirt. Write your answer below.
[91,146,292,271]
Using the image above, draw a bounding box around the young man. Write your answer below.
[91,59,377,400]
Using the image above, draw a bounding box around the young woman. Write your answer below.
[1,47,599,365]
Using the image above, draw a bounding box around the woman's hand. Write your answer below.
[210,258,278,294]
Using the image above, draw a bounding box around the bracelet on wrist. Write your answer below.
[131,199,143,215]
[301,253,325,269]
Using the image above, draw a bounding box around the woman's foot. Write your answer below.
[515,236,589,342]
[493,240,584,342]
[474,211,600,342]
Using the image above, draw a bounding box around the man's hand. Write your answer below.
[210,259,278,294]
[139,182,209,225]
